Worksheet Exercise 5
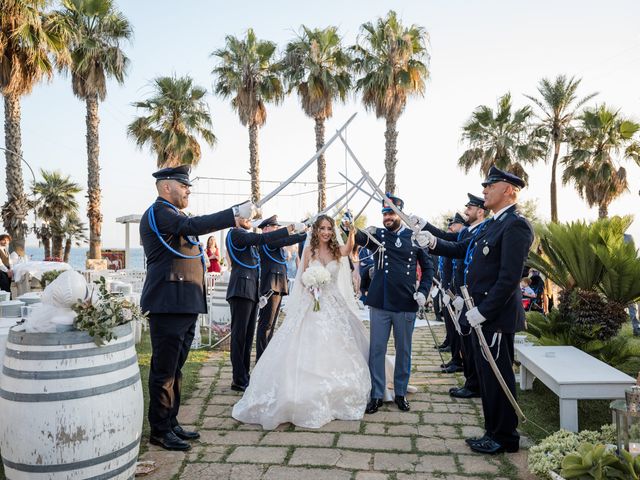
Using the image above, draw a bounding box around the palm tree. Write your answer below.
[212,29,284,202]
[524,75,597,222]
[49,0,132,261]
[0,0,64,256]
[351,10,429,194]
[32,169,82,259]
[282,25,351,210]
[458,93,547,184]
[562,105,640,218]
[128,75,215,168]
[62,213,87,263]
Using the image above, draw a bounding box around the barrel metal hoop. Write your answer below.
[4,337,135,360]
[1,437,140,473]
[8,323,132,345]
[0,371,141,402]
[2,355,138,380]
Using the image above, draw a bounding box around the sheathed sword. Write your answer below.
[257,112,357,207]
[459,285,526,422]
[432,278,462,334]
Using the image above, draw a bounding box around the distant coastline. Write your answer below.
[24,247,145,271]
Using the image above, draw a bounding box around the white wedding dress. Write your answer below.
[232,259,371,429]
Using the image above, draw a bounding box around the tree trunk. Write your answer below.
[63,239,71,263]
[598,203,608,218]
[86,94,103,260]
[384,117,399,194]
[248,123,261,205]
[550,140,561,223]
[51,235,64,259]
[2,94,28,256]
[315,117,326,211]
[42,235,51,258]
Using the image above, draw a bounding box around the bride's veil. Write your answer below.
[282,222,360,322]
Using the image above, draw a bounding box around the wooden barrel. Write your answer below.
[0,323,143,479]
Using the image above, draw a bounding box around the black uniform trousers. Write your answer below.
[256,293,282,361]
[460,326,480,392]
[0,271,10,294]
[229,297,258,387]
[472,329,519,448]
[442,306,462,365]
[148,313,197,435]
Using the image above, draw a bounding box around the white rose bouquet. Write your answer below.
[301,264,332,311]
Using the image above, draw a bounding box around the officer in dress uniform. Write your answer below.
[413,195,488,396]
[226,216,303,392]
[140,165,258,451]
[354,195,435,413]
[414,166,534,454]
[255,215,307,361]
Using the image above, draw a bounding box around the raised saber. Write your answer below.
[257,112,357,207]
[338,172,382,201]
[337,132,418,233]
[303,175,365,225]
[459,285,526,422]
[354,175,385,222]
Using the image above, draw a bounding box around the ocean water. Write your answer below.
[25,246,145,271]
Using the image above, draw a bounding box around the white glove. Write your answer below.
[413,231,436,249]
[365,225,377,235]
[291,222,306,234]
[408,213,427,230]
[452,296,465,311]
[442,294,451,306]
[429,286,439,299]
[235,200,259,219]
[258,296,268,309]
[414,292,427,307]
[466,307,486,327]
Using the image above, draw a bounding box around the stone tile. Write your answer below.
[289,447,341,466]
[199,430,263,445]
[364,423,386,434]
[263,466,352,480]
[461,425,485,438]
[368,411,420,424]
[202,417,239,429]
[181,463,263,480]
[177,404,202,425]
[415,454,458,473]
[386,424,419,436]
[374,452,419,471]
[337,434,412,452]
[415,437,448,453]
[397,474,441,480]
[208,394,239,405]
[457,454,500,475]
[336,450,373,469]
[422,412,478,425]
[296,420,361,432]
[136,450,185,480]
[355,472,389,480]
[261,431,335,447]
[226,446,288,464]
[195,445,227,462]
[204,404,230,416]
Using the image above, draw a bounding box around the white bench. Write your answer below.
[515,345,635,432]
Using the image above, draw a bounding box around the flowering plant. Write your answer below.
[528,425,616,479]
[301,265,331,311]
[72,277,148,346]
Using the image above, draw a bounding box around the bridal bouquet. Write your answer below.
[301,265,331,311]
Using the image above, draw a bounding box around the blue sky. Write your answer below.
[2,0,640,247]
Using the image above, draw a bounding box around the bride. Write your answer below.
[232,214,371,429]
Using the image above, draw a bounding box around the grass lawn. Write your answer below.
[0,328,212,479]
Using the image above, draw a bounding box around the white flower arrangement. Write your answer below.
[301,265,332,311]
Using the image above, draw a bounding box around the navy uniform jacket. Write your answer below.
[140,198,236,314]
[355,226,434,313]
[259,232,307,296]
[430,205,534,333]
[422,222,471,292]
[226,227,290,302]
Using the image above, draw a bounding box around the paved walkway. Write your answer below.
[140,319,529,479]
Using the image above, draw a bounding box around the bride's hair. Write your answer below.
[310,215,341,261]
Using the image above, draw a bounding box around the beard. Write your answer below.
[384,218,402,231]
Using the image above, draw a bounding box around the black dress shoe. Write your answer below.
[365,398,383,414]
[173,425,200,440]
[450,387,481,399]
[440,361,453,369]
[465,434,490,445]
[436,343,449,350]
[448,386,460,394]
[469,438,519,454]
[149,431,191,451]
[231,383,246,392]
[438,345,452,353]
[394,395,410,411]
[443,363,463,373]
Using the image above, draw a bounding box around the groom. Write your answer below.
[355,195,435,413]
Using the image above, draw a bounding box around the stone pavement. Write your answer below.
[139,319,527,479]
